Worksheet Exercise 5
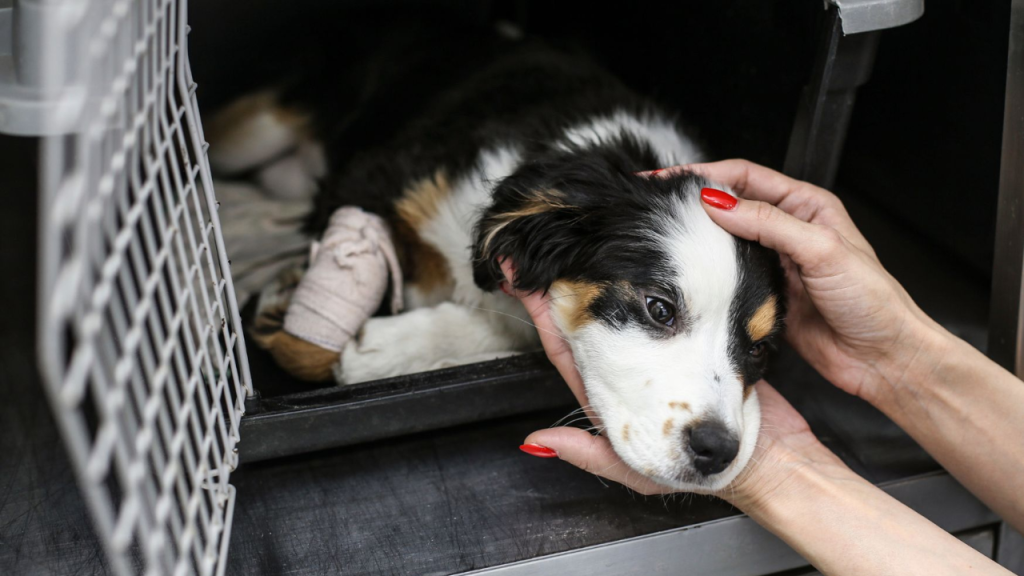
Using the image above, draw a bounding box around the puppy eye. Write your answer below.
[645,297,676,326]
[749,341,767,358]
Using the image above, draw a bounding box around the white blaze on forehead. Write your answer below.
[651,189,744,428]
[658,192,740,323]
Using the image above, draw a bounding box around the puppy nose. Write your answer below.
[688,421,740,476]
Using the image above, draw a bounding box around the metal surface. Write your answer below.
[33,0,251,574]
[462,472,996,576]
[829,0,924,35]
[997,524,1024,573]
[784,6,880,189]
[991,0,1024,380]
[238,352,574,462]
[788,528,997,576]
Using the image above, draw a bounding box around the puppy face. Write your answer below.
[474,150,784,491]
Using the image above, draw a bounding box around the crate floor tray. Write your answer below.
[238,351,574,462]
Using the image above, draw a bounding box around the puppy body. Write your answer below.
[210,26,784,490]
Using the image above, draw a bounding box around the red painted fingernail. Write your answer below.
[519,444,558,458]
[701,187,738,210]
[649,168,664,176]
[499,281,513,297]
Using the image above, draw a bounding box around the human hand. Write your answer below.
[676,160,949,404]
[500,260,842,508]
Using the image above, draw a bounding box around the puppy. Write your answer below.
[208,23,785,491]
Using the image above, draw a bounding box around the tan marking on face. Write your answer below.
[744,384,755,401]
[622,424,630,442]
[747,295,779,341]
[480,189,572,252]
[668,401,691,412]
[662,419,674,437]
[549,280,604,332]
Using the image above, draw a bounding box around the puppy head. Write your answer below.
[473,148,784,491]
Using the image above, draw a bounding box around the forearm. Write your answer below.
[870,324,1024,532]
[740,446,1011,576]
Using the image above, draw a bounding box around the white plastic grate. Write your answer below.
[35,1,252,575]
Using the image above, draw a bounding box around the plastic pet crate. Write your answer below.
[2,0,251,574]
[17,0,1024,575]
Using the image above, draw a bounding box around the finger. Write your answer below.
[656,159,861,242]
[688,160,859,239]
[523,427,673,495]
[500,259,591,411]
[700,194,852,274]
[649,159,854,237]
[634,168,673,178]
[687,159,803,204]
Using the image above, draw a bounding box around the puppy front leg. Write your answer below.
[338,302,529,384]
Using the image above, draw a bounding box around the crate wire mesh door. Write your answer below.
[34,0,252,574]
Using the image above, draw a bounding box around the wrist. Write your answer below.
[861,312,958,409]
[732,438,1005,576]
[726,433,858,517]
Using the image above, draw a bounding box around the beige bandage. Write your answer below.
[283,207,403,352]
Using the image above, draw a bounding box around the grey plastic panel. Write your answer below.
[0,0,89,135]
[829,0,925,34]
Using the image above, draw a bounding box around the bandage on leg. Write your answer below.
[252,206,404,382]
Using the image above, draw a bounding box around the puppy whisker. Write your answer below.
[467,305,570,343]
[550,406,591,428]
[558,416,597,429]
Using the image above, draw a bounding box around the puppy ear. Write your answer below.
[472,143,663,293]
[472,185,580,292]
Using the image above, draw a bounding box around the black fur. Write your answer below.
[472,137,670,293]
[297,26,672,232]
[729,241,786,386]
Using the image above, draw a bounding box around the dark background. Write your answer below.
[190,0,1009,284]
[525,1,1009,282]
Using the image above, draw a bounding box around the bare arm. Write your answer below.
[737,427,1011,576]
[870,326,1024,531]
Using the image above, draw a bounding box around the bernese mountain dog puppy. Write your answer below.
[207,20,785,491]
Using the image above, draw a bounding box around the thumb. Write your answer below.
[521,428,673,495]
[699,187,847,271]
